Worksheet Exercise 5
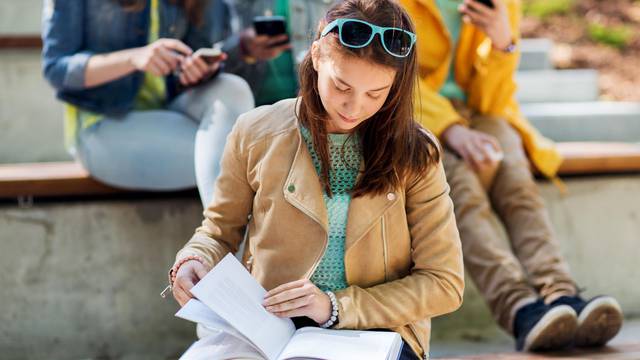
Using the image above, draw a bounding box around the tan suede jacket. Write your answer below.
[174,98,464,359]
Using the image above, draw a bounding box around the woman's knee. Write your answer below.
[475,117,523,153]
[202,73,255,114]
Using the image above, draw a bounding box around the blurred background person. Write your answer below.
[216,0,334,105]
[42,0,254,207]
[401,0,623,352]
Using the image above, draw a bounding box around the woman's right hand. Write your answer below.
[442,124,502,172]
[240,28,292,62]
[130,38,193,76]
[172,260,211,306]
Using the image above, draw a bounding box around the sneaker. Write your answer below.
[551,295,623,347]
[513,299,578,352]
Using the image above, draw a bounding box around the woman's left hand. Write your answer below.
[179,52,227,86]
[459,0,513,51]
[262,279,332,324]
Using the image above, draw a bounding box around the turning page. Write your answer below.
[189,254,296,360]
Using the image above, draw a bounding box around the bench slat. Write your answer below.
[0,36,42,49]
[556,142,640,175]
[1,142,640,198]
[0,162,120,198]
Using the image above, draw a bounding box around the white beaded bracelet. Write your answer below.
[320,291,339,329]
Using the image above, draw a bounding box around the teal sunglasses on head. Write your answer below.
[321,18,417,58]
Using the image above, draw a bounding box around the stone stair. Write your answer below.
[518,38,554,71]
[523,102,640,142]
[516,69,599,103]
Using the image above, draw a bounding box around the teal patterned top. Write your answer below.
[435,0,467,101]
[300,126,361,292]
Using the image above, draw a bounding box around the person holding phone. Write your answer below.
[400,0,623,352]
[217,0,334,105]
[168,0,465,358]
[42,0,254,206]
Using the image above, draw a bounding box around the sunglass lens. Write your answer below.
[341,20,373,47]
[383,29,412,56]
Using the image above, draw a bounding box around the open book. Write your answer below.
[175,253,403,360]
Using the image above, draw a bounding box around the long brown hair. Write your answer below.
[115,0,205,26]
[297,0,440,198]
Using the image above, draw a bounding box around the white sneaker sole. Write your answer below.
[524,304,578,352]
[576,296,624,347]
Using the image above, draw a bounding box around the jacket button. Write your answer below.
[387,192,396,201]
[287,184,296,193]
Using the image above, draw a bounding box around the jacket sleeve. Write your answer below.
[174,116,256,267]
[41,0,93,91]
[414,75,468,139]
[334,156,465,329]
[466,0,522,116]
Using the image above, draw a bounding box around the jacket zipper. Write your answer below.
[408,322,429,360]
[381,216,388,282]
[306,239,329,279]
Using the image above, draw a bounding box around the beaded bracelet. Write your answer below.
[161,255,206,298]
[319,291,339,329]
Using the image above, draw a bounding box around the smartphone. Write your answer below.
[253,15,290,47]
[193,47,223,64]
[475,0,494,8]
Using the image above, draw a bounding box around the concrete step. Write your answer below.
[516,69,599,103]
[522,102,640,142]
[432,318,640,359]
[0,49,69,164]
[518,38,553,71]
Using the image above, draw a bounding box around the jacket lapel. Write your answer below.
[282,118,400,251]
[282,128,329,232]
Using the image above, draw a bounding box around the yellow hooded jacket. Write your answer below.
[401,0,562,178]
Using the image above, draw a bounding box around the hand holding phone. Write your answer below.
[239,16,292,62]
[459,0,513,51]
[193,47,224,64]
[179,47,226,86]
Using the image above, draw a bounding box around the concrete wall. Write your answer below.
[0,49,69,164]
[0,0,42,35]
[0,198,203,360]
[1,174,639,359]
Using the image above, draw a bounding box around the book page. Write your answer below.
[190,253,296,360]
[175,299,250,344]
[179,330,264,360]
[277,327,401,360]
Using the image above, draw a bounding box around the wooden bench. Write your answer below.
[0,162,122,199]
[0,35,42,49]
[1,142,640,200]
[554,142,640,176]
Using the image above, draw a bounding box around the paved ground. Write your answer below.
[432,318,640,360]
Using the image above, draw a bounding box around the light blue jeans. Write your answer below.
[75,74,254,207]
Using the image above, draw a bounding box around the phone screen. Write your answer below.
[253,15,287,37]
[193,48,223,64]
[475,0,494,8]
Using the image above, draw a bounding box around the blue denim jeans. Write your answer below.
[75,73,254,207]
